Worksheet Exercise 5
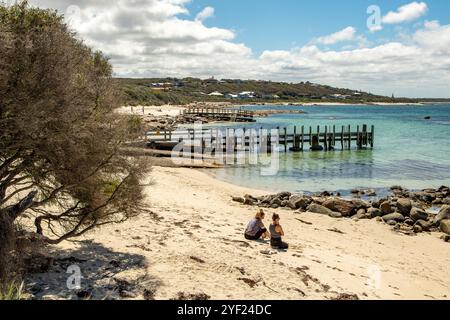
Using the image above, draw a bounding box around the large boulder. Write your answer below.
[382,212,405,223]
[352,199,370,209]
[307,203,333,216]
[287,195,308,210]
[410,207,429,221]
[440,220,450,235]
[367,207,383,218]
[434,205,450,224]
[415,219,431,232]
[380,201,392,215]
[322,198,355,217]
[396,198,412,215]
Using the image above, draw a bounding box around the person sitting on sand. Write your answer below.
[245,210,269,240]
[269,214,289,250]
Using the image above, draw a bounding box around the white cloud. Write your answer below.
[382,1,428,25]
[195,6,214,22]
[316,27,356,45]
[26,1,450,97]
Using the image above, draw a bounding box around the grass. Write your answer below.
[0,281,25,300]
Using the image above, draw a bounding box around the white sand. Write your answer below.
[116,105,186,117]
[50,166,450,300]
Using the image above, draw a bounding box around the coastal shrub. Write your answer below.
[0,0,147,283]
[0,280,24,300]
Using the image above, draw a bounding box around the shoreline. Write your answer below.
[27,166,450,300]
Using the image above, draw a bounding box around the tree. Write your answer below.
[0,2,146,281]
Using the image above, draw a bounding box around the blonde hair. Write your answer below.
[255,209,265,220]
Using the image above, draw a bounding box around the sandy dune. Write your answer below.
[35,166,450,300]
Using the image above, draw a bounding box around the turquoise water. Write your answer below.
[208,104,450,194]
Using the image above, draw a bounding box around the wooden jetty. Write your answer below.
[146,125,374,153]
[181,107,255,122]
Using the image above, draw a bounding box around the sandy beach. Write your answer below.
[29,166,450,300]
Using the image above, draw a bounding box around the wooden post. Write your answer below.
[341,126,344,150]
[324,126,328,151]
[371,125,375,148]
[333,125,336,148]
[301,126,304,150]
[293,126,297,150]
[348,125,351,150]
[309,127,312,147]
[356,125,360,149]
[284,127,288,152]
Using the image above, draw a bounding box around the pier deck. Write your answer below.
[146,125,375,153]
[181,107,255,122]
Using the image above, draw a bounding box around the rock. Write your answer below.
[386,220,397,226]
[261,195,273,204]
[434,205,450,224]
[396,198,412,215]
[382,212,405,223]
[307,203,333,216]
[271,204,280,209]
[367,207,383,218]
[270,198,282,207]
[277,192,292,200]
[441,235,450,242]
[352,199,370,209]
[391,185,403,191]
[243,195,256,205]
[365,189,377,197]
[404,218,415,226]
[288,195,308,210]
[413,225,423,233]
[232,196,244,203]
[322,198,355,217]
[328,212,343,219]
[353,209,367,220]
[414,219,431,231]
[443,198,450,205]
[380,201,392,215]
[440,220,450,235]
[410,207,429,221]
[433,198,443,205]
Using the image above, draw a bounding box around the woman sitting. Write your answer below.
[245,210,269,240]
[269,214,289,249]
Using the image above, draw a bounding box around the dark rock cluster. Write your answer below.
[232,186,450,242]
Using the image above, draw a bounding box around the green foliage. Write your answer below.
[0,281,24,300]
[102,178,121,196]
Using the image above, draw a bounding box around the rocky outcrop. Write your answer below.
[232,185,450,242]
[440,220,450,235]
[434,205,450,225]
[322,198,355,217]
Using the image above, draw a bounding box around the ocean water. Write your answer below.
[206,104,450,194]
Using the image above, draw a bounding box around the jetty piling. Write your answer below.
[146,124,375,155]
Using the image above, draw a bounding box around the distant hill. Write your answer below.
[117,77,419,106]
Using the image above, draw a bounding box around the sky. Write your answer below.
[18,0,450,98]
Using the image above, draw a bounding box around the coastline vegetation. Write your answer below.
[0,1,146,290]
[117,77,447,106]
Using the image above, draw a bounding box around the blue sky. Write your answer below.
[29,0,450,97]
[188,0,450,54]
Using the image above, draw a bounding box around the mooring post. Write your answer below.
[348,125,351,150]
[301,126,304,150]
[324,126,328,151]
[309,127,312,147]
[284,127,288,152]
[341,126,344,150]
